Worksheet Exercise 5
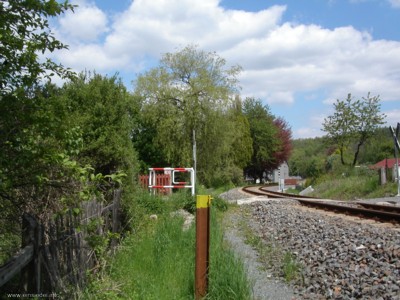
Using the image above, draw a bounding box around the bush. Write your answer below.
[169,190,196,214]
[211,196,228,212]
[121,187,167,233]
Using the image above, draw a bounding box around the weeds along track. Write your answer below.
[242,186,400,224]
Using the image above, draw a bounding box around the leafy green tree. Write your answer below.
[0,1,124,265]
[288,137,327,178]
[228,96,253,170]
[0,0,78,223]
[322,93,386,166]
[357,127,394,164]
[242,97,280,181]
[0,0,75,93]
[59,72,139,185]
[0,84,106,235]
[134,45,247,186]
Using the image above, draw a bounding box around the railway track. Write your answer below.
[242,185,400,223]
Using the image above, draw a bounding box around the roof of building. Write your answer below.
[370,158,399,169]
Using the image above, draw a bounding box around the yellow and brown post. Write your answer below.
[195,195,212,299]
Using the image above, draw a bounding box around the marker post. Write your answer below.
[195,195,212,299]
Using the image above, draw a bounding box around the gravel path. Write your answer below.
[221,189,296,300]
[223,209,297,300]
[220,188,400,300]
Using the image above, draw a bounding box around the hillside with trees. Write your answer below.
[288,91,397,200]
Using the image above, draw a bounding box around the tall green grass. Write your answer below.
[81,191,251,299]
[110,216,195,299]
[207,209,251,299]
[312,170,398,200]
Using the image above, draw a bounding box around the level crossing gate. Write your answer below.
[148,167,195,196]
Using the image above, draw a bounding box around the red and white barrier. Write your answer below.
[149,167,195,196]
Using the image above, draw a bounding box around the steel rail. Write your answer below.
[241,185,270,196]
[242,186,400,223]
[356,202,400,214]
[297,199,400,222]
[259,186,319,199]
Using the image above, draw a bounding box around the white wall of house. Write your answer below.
[271,162,289,183]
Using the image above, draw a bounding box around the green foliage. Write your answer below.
[210,196,228,212]
[168,190,197,214]
[311,169,398,200]
[82,215,195,300]
[282,252,302,283]
[207,209,251,299]
[135,192,167,215]
[60,72,139,180]
[83,203,251,300]
[120,189,166,233]
[84,217,121,272]
[133,45,250,187]
[242,97,280,180]
[0,0,75,93]
[0,1,97,268]
[289,126,394,182]
[0,85,114,220]
[322,93,386,166]
[227,96,253,169]
[357,127,394,164]
[290,138,329,175]
[0,232,20,265]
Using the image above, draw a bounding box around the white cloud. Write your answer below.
[56,44,129,71]
[228,23,400,105]
[384,109,400,126]
[49,0,400,138]
[295,127,324,139]
[58,0,108,42]
[104,1,286,57]
[294,114,326,139]
[388,0,400,8]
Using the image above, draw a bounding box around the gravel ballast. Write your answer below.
[220,189,400,300]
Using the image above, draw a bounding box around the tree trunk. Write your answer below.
[352,141,364,166]
[339,146,346,165]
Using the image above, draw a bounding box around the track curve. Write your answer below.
[242,185,400,223]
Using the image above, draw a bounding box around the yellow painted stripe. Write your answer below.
[196,195,212,208]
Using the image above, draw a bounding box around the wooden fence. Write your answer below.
[0,189,121,296]
[139,174,171,195]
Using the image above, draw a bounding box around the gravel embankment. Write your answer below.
[220,188,400,300]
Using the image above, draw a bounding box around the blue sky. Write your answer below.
[50,0,400,138]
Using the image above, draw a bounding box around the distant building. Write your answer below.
[369,158,400,183]
[270,162,289,183]
[370,158,399,170]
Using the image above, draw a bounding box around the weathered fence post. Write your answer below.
[20,214,40,293]
[111,189,121,249]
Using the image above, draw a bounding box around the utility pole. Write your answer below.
[389,123,400,196]
[193,129,197,191]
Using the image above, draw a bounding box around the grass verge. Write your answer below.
[81,191,251,299]
[312,171,398,200]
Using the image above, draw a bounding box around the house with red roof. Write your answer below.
[370,158,399,170]
[370,158,400,184]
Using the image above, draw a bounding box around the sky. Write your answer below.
[49,0,400,139]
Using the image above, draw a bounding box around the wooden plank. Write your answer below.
[0,244,34,287]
